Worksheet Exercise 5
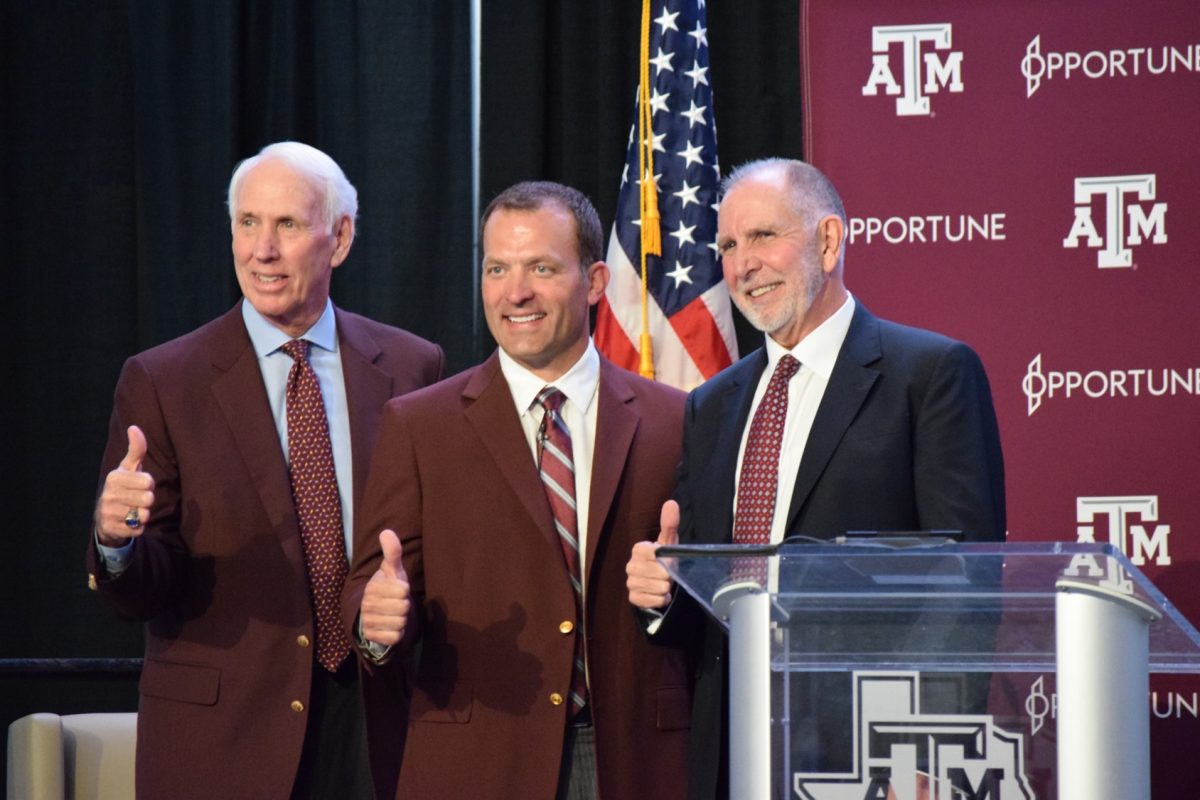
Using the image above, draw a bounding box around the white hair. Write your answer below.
[226,141,358,233]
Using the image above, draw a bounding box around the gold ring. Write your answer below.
[124,507,141,528]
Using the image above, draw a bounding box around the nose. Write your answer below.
[253,228,279,262]
[722,245,758,284]
[504,269,535,304]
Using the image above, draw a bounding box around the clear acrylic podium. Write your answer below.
[658,540,1200,800]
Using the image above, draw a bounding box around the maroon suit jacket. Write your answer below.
[342,353,692,800]
[86,302,443,799]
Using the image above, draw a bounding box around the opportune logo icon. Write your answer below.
[1063,175,1167,268]
[862,24,963,116]
[794,671,1034,799]
[1077,496,1171,567]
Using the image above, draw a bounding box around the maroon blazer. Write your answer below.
[86,302,443,800]
[342,353,692,800]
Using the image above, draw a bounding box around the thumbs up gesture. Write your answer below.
[94,425,156,547]
[625,500,680,610]
[360,529,411,646]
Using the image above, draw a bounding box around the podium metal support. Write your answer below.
[715,582,771,800]
[1056,579,1161,800]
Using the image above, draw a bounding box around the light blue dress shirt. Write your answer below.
[98,299,356,570]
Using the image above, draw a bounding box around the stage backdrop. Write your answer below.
[802,0,1199,797]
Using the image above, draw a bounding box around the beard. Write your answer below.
[732,256,823,337]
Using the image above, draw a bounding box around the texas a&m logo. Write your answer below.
[794,672,1033,800]
[1062,174,1167,268]
[862,24,963,116]
[1076,495,1171,567]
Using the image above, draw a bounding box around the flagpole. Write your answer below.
[470,0,483,360]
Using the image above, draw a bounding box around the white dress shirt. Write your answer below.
[733,295,856,543]
[497,340,601,595]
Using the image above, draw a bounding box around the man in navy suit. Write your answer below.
[626,158,1005,800]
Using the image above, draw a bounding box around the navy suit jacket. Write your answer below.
[660,302,1005,800]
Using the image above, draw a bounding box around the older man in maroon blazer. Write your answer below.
[342,181,691,799]
[88,141,444,799]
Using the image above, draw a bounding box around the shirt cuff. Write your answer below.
[357,618,393,663]
[95,531,134,579]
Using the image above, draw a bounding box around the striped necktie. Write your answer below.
[536,386,588,717]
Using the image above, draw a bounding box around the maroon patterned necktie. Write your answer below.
[282,339,351,672]
[536,386,588,717]
[733,354,801,545]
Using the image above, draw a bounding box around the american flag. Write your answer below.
[594,0,737,391]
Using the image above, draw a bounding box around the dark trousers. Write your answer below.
[556,723,598,800]
[291,656,374,799]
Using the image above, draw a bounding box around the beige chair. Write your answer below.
[6,713,136,800]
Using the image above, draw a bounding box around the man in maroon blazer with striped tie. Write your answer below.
[343,181,692,799]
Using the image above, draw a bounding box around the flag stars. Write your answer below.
[682,100,707,128]
[684,61,709,87]
[649,47,674,74]
[649,88,671,115]
[678,141,704,168]
[688,21,708,49]
[673,180,700,208]
[642,130,667,153]
[666,261,694,288]
[670,221,697,247]
[654,8,680,33]
[636,169,662,192]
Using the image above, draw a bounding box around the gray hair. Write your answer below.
[721,158,846,228]
[227,141,358,233]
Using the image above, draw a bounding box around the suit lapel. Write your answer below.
[585,360,638,576]
[335,309,392,509]
[700,351,766,544]
[207,305,303,563]
[785,305,881,531]
[463,354,558,548]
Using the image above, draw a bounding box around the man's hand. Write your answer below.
[625,500,680,610]
[360,529,411,646]
[94,425,155,547]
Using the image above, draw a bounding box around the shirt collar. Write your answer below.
[241,298,339,357]
[498,339,601,416]
[763,294,855,380]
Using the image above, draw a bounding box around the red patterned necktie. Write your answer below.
[282,339,352,672]
[734,354,801,546]
[536,386,588,717]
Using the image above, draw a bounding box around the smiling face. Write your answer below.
[717,167,845,348]
[230,159,353,337]
[481,204,609,381]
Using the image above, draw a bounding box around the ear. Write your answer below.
[585,260,610,305]
[817,215,844,274]
[330,214,355,268]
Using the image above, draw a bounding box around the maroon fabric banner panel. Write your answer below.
[802,0,1199,797]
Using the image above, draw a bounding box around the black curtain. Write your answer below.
[1,0,800,759]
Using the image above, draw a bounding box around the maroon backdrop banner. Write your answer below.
[801,0,1199,796]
